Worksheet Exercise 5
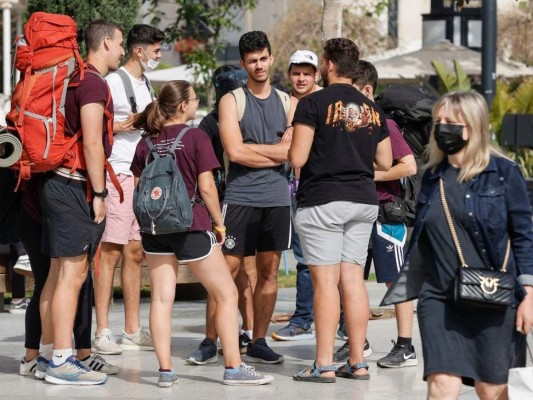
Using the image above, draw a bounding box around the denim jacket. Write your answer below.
[382,155,533,306]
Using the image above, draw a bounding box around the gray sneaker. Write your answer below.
[223,363,274,385]
[80,354,119,375]
[92,328,122,355]
[334,339,373,364]
[271,324,315,341]
[34,356,49,379]
[185,338,218,365]
[121,329,154,351]
[158,370,178,388]
[44,356,108,385]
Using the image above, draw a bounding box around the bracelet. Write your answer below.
[286,125,292,129]
[213,225,226,233]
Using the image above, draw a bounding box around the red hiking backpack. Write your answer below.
[6,12,122,201]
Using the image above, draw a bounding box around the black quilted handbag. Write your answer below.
[439,178,514,309]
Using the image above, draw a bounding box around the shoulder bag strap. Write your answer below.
[439,177,510,271]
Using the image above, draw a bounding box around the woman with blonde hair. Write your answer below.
[130,80,272,387]
[383,90,533,400]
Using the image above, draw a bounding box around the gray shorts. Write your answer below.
[295,201,378,266]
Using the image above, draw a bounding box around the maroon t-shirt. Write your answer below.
[130,124,220,231]
[377,119,413,202]
[65,63,113,158]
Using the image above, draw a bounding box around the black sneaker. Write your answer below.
[185,338,218,365]
[336,322,347,340]
[244,338,284,364]
[377,340,417,368]
[239,332,252,353]
[333,339,373,364]
[218,332,252,355]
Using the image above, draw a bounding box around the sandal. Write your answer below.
[335,361,370,380]
[293,361,337,383]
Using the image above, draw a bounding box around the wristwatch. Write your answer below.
[92,188,109,198]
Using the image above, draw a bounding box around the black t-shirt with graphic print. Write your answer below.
[293,83,389,207]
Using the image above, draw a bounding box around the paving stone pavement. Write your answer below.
[0,281,512,399]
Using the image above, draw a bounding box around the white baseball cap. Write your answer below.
[288,50,318,69]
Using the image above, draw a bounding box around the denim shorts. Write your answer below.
[295,201,378,266]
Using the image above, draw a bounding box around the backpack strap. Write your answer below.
[232,87,246,122]
[168,126,192,154]
[275,88,291,116]
[145,75,156,101]
[232,87,290,122]
[116,68,138,114]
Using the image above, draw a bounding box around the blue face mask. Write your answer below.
[434,123,468,155]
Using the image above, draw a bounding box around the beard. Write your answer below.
[320,68,329,87]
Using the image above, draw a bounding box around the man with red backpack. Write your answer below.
[38,20,125,385]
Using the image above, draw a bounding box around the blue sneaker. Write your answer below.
[244,338,284,364]
[185,338,218,365]
[223,363,274,385]
[34,356,49,380]
[44,356,108,385]
[271,324,315,341]
[158,370,178,387]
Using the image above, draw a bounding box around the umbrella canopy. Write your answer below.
[371,41,533,80]
[144,64,206,85]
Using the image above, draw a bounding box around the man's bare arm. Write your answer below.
[219,93,281,168]
[288,122,315,169]
[81,101,106,223]
[375,154,417,181]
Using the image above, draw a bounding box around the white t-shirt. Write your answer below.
[105,67,153,175]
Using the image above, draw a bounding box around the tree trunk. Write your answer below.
[321,0,343,41]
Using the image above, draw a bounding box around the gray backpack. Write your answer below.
[134,127,194,235]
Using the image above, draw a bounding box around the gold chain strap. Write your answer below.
[438,177,510,272]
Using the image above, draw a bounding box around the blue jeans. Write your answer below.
[288,228,314,329]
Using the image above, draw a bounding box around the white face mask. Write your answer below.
[140,48,160,72]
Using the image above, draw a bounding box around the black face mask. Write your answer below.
[434,123,467,155]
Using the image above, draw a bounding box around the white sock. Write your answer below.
[39,343,53,360]
[243,330,253,340]
[52,348,72,366]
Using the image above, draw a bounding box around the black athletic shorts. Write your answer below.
[41,174,105,262]
[142,230,217,263]
[221,204,291,257]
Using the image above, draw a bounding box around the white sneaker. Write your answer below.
[19,356,38,376]
[91,328,122,355]
[13,255,32,277]
[121,329,154,351]
[9,297,30,314]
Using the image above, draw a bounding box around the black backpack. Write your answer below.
[376,85,437,226]
[133,127,194,235]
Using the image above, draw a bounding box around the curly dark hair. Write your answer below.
[238,31,271,60]
[322,38,360,80]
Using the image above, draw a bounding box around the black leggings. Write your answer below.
[15,211,93,350]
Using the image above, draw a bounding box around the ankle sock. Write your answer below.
[241,329,253,339]
[39,343,53,360]
[397,336,412,348]
[159,368,172,372]
[52,348,72,366]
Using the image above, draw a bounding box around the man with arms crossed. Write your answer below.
[92,24,164,355]
[218,31,292,364]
